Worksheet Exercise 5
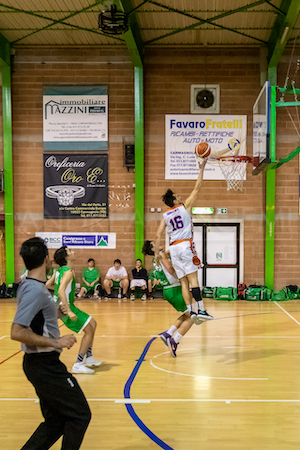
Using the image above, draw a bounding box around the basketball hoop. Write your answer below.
[216,155,252,191]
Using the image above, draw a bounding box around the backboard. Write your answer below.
[252,81,271,175]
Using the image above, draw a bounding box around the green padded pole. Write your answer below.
[2,62,15,284]
[265,76,277,289]
[134,65,144,261]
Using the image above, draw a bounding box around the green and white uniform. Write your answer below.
[158,263,188,313]
[54,265,91,334]
[82,267,100,291]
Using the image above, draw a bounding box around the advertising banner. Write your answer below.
[43,86,108,151]
[36,232,116,249]
[165,114,247,180]
[44,154,108,219]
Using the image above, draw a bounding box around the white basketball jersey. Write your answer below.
[163,204,193,244]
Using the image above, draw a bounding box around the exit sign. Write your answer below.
[217,208,227,214]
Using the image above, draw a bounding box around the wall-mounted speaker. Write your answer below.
[190,84,220,114]
[124,144,135,167]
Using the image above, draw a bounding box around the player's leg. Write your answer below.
[168,312,196,358]
[77,286,87,298]
[84,318,102,368]
[186,271,213,320]
[22,353,91,450]
[103,279,113,299]
[120,278,129,298]
[179,275,202,324]
[141,282,147,300]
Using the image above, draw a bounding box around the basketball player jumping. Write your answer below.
[143,240,202,357]
[155,158,213,324]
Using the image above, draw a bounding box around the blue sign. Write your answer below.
[62,235,96,246]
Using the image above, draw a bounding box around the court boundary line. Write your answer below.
[124,337,174,450]
[2,397,300,404]
[274,301,300,326]
[150,350,269,381]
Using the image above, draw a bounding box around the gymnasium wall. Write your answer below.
[0,90,3,215]
[9,46,300,289]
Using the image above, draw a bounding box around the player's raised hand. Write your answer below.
[197,156,208,169]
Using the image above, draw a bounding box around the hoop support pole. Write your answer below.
[276,101,300,107]
[267,146,300,170]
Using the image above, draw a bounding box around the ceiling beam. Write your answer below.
[0,32,10,66]
[145,0,268,45]
[0,1,123,44]
[268,0,300,67]
[118,0,144,67]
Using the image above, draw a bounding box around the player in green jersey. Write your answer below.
[143,240,203,357]
[77,258,101,299]
[51,246,101,374]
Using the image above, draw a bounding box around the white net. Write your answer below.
[217,156,251,191]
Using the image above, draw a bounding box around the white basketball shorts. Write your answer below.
[130,279,147,288]
[169,240,199,280]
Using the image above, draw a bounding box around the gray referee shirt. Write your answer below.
[13,278,61,354]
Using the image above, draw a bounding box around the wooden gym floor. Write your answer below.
[1,297,300,449]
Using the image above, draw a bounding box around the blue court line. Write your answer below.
[124,336,174,450]
[123,309,291,448]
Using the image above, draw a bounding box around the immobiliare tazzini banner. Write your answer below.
[43,86,108,151]
[165,114,247,180]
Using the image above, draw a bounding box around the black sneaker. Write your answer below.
[190,311,203,325]
[159,331,171,347]
[197,310,214,320]
[167,337,178,357]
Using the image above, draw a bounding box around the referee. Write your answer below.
[11,237,91,450]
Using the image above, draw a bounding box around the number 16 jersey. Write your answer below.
[163,204,193,244]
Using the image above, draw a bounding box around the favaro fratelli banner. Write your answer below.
[44,154,108,219]
[43,86,108,151]
[35,232,116,249]
[165,114,247,180]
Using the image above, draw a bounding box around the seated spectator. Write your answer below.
[103,259,129,300]
[130,259,148,301]
[77,258,101,299]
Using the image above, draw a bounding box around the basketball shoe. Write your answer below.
[197,310,214,320]
[72,362,95,374]
[167,337,178,358]
[85,356,102,367]
[159,331,171,347]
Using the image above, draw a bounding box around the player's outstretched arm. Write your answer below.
[11,323,77,349]
[185,158,207,214]
[160,250,176,277]
[155,218,166,264]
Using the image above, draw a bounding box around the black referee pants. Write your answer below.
[21,351,91,450]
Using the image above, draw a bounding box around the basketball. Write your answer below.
[195,142,211,158]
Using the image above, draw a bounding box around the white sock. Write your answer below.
[167,325,177,336]
[173,332,183,344]
[77,294,81,298]
[187,304,192,313]
[198,300,204,311]
[192,302,198,313]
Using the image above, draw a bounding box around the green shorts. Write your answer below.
[163,285,188,313]
[60,304,91,334]
[112,280,121,288]
[82,283,96,292]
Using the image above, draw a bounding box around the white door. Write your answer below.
[193,223,240,288]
